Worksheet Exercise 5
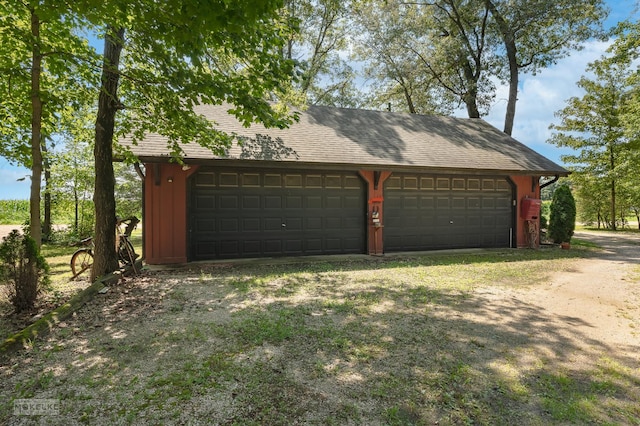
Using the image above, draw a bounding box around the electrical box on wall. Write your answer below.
[520,198,541,220]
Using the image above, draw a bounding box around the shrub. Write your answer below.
[548,184,576,244]
[0,230,50,312]
[540,201,551,229]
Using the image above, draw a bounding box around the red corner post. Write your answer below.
[359,171,392,255]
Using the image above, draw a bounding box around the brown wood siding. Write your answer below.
[510,175,541,248]
[143,164,198,264]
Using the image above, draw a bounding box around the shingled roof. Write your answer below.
[125,103,568,175]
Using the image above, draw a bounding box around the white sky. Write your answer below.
[0,0,637,200]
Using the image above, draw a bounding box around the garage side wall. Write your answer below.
[144,163,197,264]
[510,175,540,248]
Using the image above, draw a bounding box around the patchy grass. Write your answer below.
[2,242,639,424]
[0,230,143,339]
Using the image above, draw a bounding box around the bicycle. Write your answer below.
[70,216,140,280]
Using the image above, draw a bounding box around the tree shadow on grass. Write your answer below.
[1,249,639,425]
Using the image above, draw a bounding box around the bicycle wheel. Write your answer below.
[70,249,93,279]
[118,238,137,266]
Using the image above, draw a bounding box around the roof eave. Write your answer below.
[134,155,570,177]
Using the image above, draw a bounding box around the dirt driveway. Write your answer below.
[0,224,69,241]
[0,225,21,241]
[485,230,640,359]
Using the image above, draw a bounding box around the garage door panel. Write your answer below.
[344,216,363,230]
[326,196,342,208]
[243,218,261,232]
[195,196,215,209]
[419,197,435,209]
[496,197,511,209]
[220,240,240,256]
[264,240,282,254]
[286,195,303,208]
[219,195,239,209]
[325,217,342,230]
[306,217,322,230]
[452,197,466,209]
[437,197,450,208]
[344,195,362,209]
[190,169,365,259]
[284,217,303,230]
[243,241,261,256]
[285,240,303,253]
[264,218,282,231]
[385,174,512,251]
[306,239,322,252]
[265,196,282,209]
[197,219,216,232]
[343,238,363,251]
[220,218,239,232]
[243,195,261,209]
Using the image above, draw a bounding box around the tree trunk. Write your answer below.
[42,139,52,242]
[91,26,125,281]
[610,143,616,231]
[74,187,79,233]
[610,179,616,231]
[503,50,518,135]
[485,0,517,135]
[402,84,416,114]
[461,61,481,118]
[29,10,43,247]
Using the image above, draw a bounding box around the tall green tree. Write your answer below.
[605,21,640,146]
[0,0,96,246]
[356,0,606,133]
[75,0,299,280]
[549,60,631,231]
[484,0,606,134]
[284,0,361,107]
[356,0,496,115]
[50,102,96,236]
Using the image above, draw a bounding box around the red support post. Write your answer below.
[358,170,392,255]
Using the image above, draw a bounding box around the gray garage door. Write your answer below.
[384,174,513,251]
[189,168,366,260]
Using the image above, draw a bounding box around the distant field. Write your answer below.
[0,200,28,225]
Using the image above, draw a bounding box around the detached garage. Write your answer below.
[125,104,568,265]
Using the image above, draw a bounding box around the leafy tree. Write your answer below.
[355,0,606,133]
[484,0,607,134]
[0,1,97,246]
[76,0,299,280]
[114,163,142,220]
[355,0,495,115]
[549,57,632,231]
[548,184,576,244]
[284,0,362,107]
[570,172,611,228]
[50,131,95,237]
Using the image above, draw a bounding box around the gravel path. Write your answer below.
[492,230,640,361]
[0,225,21,240]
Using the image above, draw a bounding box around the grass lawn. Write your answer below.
[0,230,143,339]
[2,240,639,425]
